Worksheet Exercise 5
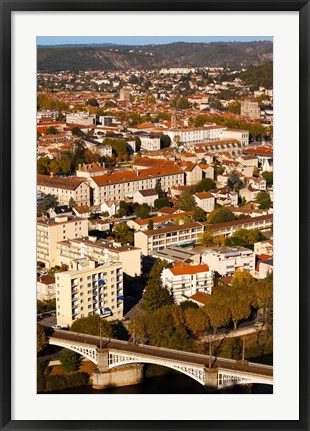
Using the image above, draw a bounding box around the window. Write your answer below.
[80,278,83,282]
[88,305,92,309]
[81,307,84,311]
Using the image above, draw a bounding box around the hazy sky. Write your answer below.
[37,36,273,46]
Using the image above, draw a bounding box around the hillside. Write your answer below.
[37,41,273,72]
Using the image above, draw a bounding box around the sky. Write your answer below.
[37,36,273,46]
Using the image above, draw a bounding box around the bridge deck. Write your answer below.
[51,330,273,378]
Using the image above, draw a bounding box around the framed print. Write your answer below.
[1,0,309,430]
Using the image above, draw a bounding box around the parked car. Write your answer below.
[51,325,62,330]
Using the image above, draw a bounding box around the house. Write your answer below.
[48,206,72,218]
[161,264,213,304]
[239,185,260,202]
[248,177,267,191]
[72,205,91,219]
[254,239,273,256]
[194,192,215,213]
[199,164,214,180]
[133,189,158,207]
[100,201,120,217]
[177,162,203,186]
[76,162,106,178]
[37,275,56,301]
[210,187,238,207]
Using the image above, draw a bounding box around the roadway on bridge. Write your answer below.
[51,330,273,378]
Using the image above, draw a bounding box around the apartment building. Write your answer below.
[202,246,255,275]
[56,259,123,327]
[37,216,89,268]
[221,129,249,147]
[75,162,106,178]
[56,236,141,278]
[254,239,273,256]
[37,175,90,207]
[66,112,96,125]
[89,166,184,205]
[204,214,273,237]
[166,126,224,146]
[37,275,56,301]
[161,264,213,304]
[134,222,204,255]
[140,135,161,152]
[240,100,261,119]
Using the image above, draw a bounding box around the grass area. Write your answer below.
[50,360,96,377]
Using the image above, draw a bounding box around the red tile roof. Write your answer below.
[170,264,210,276]
[37,175,86,191]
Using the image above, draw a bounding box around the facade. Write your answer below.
[140,135,161,152]
[240,100,261,119]
[221,129,249,147]
[166,126,224,146]
[161,264,213,304]
[37,175,90,207]
[56,236,141,278]
[194,192,215,213]
[56,260,123,327]
[37,216,89,268]
[119,88,131,101]
[134,222,204,255]
[89,166,184,205]
[254,239,273,256]
[37,275,56,301]
[76,162,106,178]
[37,110,58,121]
[66,112,96,125]
[202,246,255,275]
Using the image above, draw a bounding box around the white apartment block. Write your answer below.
[221,129,249,147]
[37,175,90,207]
[56,260,123,327]
[166,126,224,146]
[202,246,255,275]
[37,110,58,121]
[66,112,96,125]
[37,216,89,268]
[134,222,204,255]
[89,166,184,205]
[194,192,215,213]
[161,264,213,304]
[140,135,161,152]
[56,236,141,278]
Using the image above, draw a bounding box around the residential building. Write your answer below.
[119,87,131,101]
[134,222,204,255]
[178,163,203,186]
[240,100,261,119]
[140,135,161,152]
[221,129,249,147]
[56,236,141,278]
[56,259,123,327]
[89,166,184,205]
[152,245,201,265]
[37,275,56,301]
[204,214,273,237]
[254,239,273,256]
[37,175,90,207]
[66,112,96,125]
[133,189,158,207]
[76,162,106,178]
[194,192,215,213]
[37,216,89,268]
[161,264,213,303]
[202,246,255,275]
[100,201,120,217]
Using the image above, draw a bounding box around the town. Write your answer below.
[36,44,273,394]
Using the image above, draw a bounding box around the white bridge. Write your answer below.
[50,330,273,389]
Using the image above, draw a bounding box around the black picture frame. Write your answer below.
[1,1,309,430]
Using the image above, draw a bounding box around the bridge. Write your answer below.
[49,330,273,390]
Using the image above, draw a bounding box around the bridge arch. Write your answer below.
[49,339,98,365]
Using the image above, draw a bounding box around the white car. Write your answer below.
[51,325,62,330]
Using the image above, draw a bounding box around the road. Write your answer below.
[50,330,273,378]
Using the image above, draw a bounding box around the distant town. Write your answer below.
[37,42,273,394]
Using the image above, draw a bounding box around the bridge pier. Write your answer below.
[204,367,218,389]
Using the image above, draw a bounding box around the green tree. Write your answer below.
[256,192,271,209]
[45,126,58,135]
[192,206,206,222]
[160,134,171,148]
[207,207,235,224]
[118,201,133,217]
[155,179,164,198]
[253,166,259,177]
[143,278,174,312]
[70,314,113,337]
[195,178,216,192]
[71,126,85,137]
[262,171,273,187]
[225,228,265,250]
[178,190,196,211]
[37,324,48,352]
[134,203,150,219]
[60,350,81,372]
[57,152,72,174]
[37,156,52,175]
[154,197,170,210]
[128,315,148,342]
[37,193,59,217]
[199,231,217,247]
[68,197,76,208]
[228,100,241,114]
[147,219,154,230]
[114,223,134,245]
[203,300,231,333]
[87,98,99,107]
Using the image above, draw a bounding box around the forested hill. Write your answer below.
[37,41,273,72]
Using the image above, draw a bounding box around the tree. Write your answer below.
[118,201,133,217]
[45,126,58,135]
[256,191,271,209]
[174,215,191,225]
[87,98,99,107]
[192,206,206,222]
[60,350,81,372]
[71,126,84,137]
[195,178,216,193]
[262,171,273,187]
[203,301,231,333]
[199,231,217,247]
[225,228,265,250]
[207,207,235,224]
[37,156,52,175]
[147,219,154,230]
[253,166,259,177]
[228,271,256,329]
[228,172,244,191]
[160,134,171,149]
[228,101,241,114]
[56,152,72,174]
[154,197,170,210]
[155,179,164,198]
[128,315,148,342]
[70,315,113,337]
[37,324,48,352]
[184,308,209,334]
[178,190,196,211]
[114,223,134,245]
[68,197,76,208]
[37,193,59,217]
[143,278,174,312]
[134,203,150,219]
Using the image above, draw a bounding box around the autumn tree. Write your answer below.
[37,324,48,352]
[113,223,134,245]
[203,300,231,333]
[192,206,206,222]
[195,178,216,193]
[256,192,272,209]
[70,315,113,337]
[207,207,235,224]
[178,190,196,211]
[184,308,209,334]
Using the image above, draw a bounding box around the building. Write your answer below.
[76,162,106,178]
[152,245,201,265]
[119,87,131,101]
[194,192,215,213]
[133,189,158,207]
[140,135,161,152]
[37,275,56,301]
[221,129,249,147]
[56,259,123,327]
[202,246,255,275]
[37,110,58,121]
[37,175,90,207]
[66,112,96,125]
[37,216,89,268]
[204,214,273,237]
[161,264,213,304]
[134,222,204,255]
[240,100,261,119]
[254,239,273,256]
[56,236,141,278]
[166,126,224,146]
[89,166,184,205]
